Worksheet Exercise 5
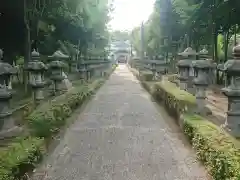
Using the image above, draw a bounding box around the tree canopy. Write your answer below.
[0,0,112,63]
[131,0,240,62]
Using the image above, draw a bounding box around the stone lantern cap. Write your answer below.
[168,52,173,58]
[48,60,65,69]
[177,59,193,68]
[222,60,240,72]
[0,62,17,76]
[222,45,240,73]
[199,48,209,60]
[192,60,212,69]
[233,44,240,58]
[217,63,224,71]
[156,54,164,60]
[178,47,198,57]
[27,61,47,72]
[49,50,69,59]
[199,48,208,55]
[0,49,17,76]
[0,88,12,99]
[133,57,140,60]
[27,50,47,71]
[31,49,40,59]
[193,75,208,86]
[177,47,197,68]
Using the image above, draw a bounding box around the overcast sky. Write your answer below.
[109,0,155,31]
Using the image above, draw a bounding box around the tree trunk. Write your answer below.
[24,0,31,92]
[224,31,228,63]
[234,25,237,45]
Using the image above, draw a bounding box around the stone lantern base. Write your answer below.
[222,113,240,138]
[0,114,22,141]
[221,92,240,138]
[55,80,73,93]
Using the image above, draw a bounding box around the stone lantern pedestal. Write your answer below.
[78,55,87,80]
[177,60,191,90]
[192,60,212,115]
[155,55,167,81]
[96,57,103,77]
[0,49,22,140]
[177,47,197,94]
[85,56,91,80]
[79,67,87,80]
[221,45,240,137]
[199,48,215,85]
[27,50,47,106]
[48,50,72,95]
[151,61,157,81]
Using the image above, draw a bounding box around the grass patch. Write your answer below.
[0,137,45,180]
[26,79,104,138]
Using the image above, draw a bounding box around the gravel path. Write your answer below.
[32,65,209,180]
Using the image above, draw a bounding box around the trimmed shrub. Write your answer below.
[129,67,139,78]
[141,81,154,94]
[0,137,45,180]
[183,115,240,180]
[27,79,104,138]
[152,81,196,118]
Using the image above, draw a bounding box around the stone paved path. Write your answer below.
[32,65,209,180]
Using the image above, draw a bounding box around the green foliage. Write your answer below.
[131,0,240,60]
[16,57,25,66]
[183,115,240,180]
[0,137,45,180]
[0,0,112,60]
[27,80,104,137]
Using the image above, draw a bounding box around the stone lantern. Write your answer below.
[198,47,216,85]
[199,48,209,60]
[192,60,212,115]
[48,50,71,95]
[155,54,167,80]
[0,49,22,139]
[150,58,157,80]
[79,54,87,80]
[177,47,197,93]
[221,45,240,137]
[27,50,47,105]
[100,56,107,77]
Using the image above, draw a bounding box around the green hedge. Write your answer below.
[140,79,240,180]
[27,79,104,138]
[152,81,196,118]
[0,74,112,180]
[183,115,240,180]
[0,137,45,180]
[129,67,139,78]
